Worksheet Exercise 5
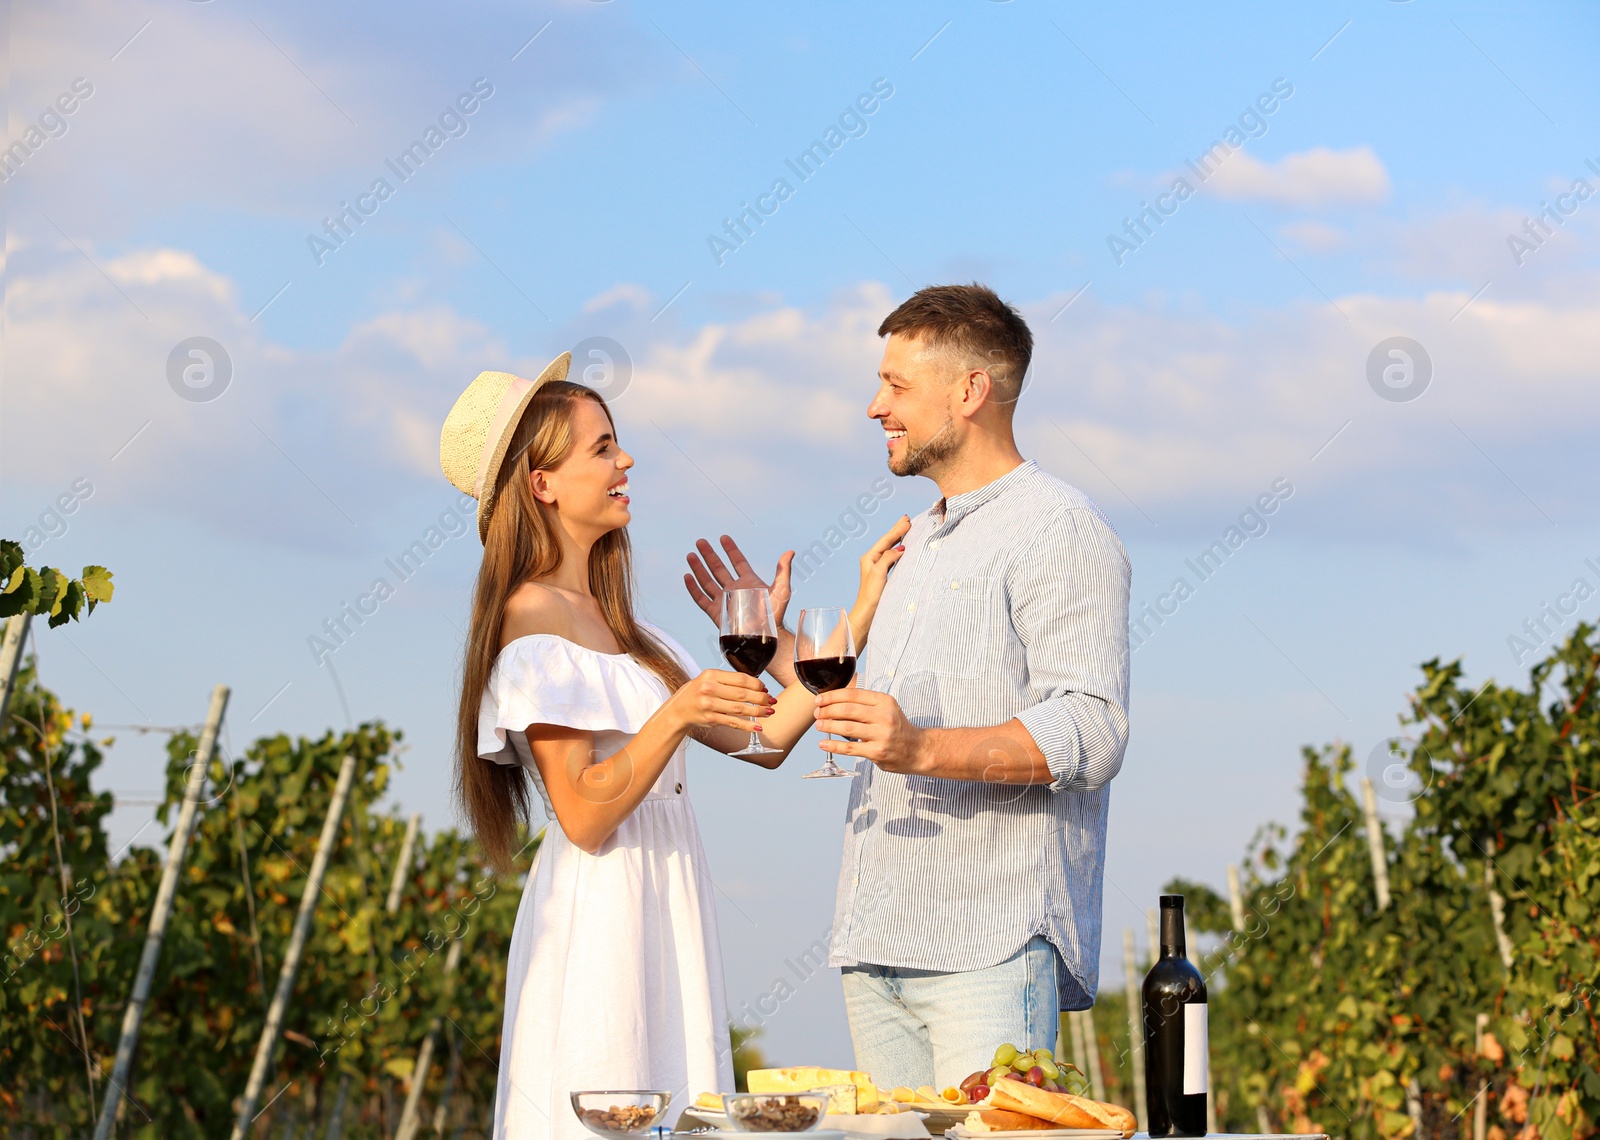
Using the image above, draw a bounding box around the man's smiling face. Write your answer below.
[868,332,963,478]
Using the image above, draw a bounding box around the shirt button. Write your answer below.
[929,540,939,549]
[675,783,683,794]
[885,667,895,677]
[907,602,915,612]
[950,580,960,589]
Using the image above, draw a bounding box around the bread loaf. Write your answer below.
[962,1108,1059,1132]
[984,1081,1137,1136]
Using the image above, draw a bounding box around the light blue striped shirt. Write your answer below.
[828,459,1131,1007]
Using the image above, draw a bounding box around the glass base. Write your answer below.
[802,759,855,779]
[732,742,784,758]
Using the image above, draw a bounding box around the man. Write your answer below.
[685,283,1130,1089]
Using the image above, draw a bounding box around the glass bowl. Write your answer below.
[722,1091,829,1132]
[570,1090,673,1136]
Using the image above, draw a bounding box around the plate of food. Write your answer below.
[689,1095,927,1123]
[891,1043,1083,1130]
[946,1127,1127,1139]
[688,1072,931,1139]
[955,1080,1137,1140]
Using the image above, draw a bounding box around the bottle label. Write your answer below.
[1183,1002,1209,1096]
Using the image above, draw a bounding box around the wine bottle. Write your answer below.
[1143,894,1208,1136]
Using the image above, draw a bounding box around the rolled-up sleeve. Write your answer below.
[1009,506,1131,792]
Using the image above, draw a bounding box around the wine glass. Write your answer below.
[794,607,858,779]
[720,588,782,758]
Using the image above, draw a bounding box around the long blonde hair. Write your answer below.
[455,381,689,870]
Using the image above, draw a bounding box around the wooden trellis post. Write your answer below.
[1212,869,1252,1135]
[94,685,231,1140]
[1066,1005,1088,1080]
[323,1079,351,1140]
[386,812,422,913]
[1360,777,1392,910]
[429,1028,463,1135]
[231,753,359,1139]
[1484,860,1514,971]
[1473,1013,1490,1140]
[1123,928,1148,1130]
[1406,1077,1426,1140]
[326,810,422,1140]
[0,614,31,724]
[395,937,463,1140]
[1077,1007,1105,1101]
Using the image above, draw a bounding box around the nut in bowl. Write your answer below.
[570,1090,673,1135]
[722,1091,829,1132]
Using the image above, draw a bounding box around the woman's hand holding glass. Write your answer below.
[664,669,775,736]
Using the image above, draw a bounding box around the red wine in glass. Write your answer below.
[796,656,856,694]
[720,634,778,677]
[795,607,858,779]
[721,589,782,758]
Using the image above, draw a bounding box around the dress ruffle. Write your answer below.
[478,634,675,764]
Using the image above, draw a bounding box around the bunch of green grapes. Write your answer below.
[959,1043,1090,1102]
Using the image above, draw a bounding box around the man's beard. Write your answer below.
[890,416,958,477]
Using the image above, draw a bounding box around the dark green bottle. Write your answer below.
[1143,894,1208,1136]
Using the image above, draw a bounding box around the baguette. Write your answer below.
[985,1081,1137,1137]
[963,1108,1059,1132]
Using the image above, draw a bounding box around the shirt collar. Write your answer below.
[928,459,1037,529]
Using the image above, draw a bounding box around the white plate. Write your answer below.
[944,1128,1127,1139]
[904,1106,976,1128]
[691,1114,934,1120]
[690,1108,930,1122]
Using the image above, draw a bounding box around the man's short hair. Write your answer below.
[877,283,1033,403]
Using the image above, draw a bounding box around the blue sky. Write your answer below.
[5,0,1599,1068]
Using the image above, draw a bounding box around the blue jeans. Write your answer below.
[840,936,1060,1091]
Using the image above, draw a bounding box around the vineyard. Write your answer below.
[1087,626,1600,1140]
[3,615,1597,1137]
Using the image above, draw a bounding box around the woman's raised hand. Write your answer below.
[666,668,777,734]
[849,516,910,642]
[684,535,794,630]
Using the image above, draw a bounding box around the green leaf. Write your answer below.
[0,543,114,624]
[47,580,84,627]
[80,565,114,609]
[0,539,23,582]
[0,564,43,616]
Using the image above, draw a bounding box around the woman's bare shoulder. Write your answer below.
[500,582,575,648]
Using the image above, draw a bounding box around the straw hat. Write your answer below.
[440,352,572,541]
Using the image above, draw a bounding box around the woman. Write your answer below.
[440,355,908,1140]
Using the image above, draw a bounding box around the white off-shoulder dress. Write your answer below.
[479,623,734,1140]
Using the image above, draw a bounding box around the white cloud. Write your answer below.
[7,0,661,234]
[1207,146,1391,207]
[1279,220,1345,252]
[103,249,236,305]
[576,276,1596,539]
[1,240,530,549]
[582,283,654,314]
[1386,203,1600,287]
[6,236,1596,553]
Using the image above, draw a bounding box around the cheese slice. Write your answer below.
[746,1068,879,1110]
[813,1084,859,1114]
